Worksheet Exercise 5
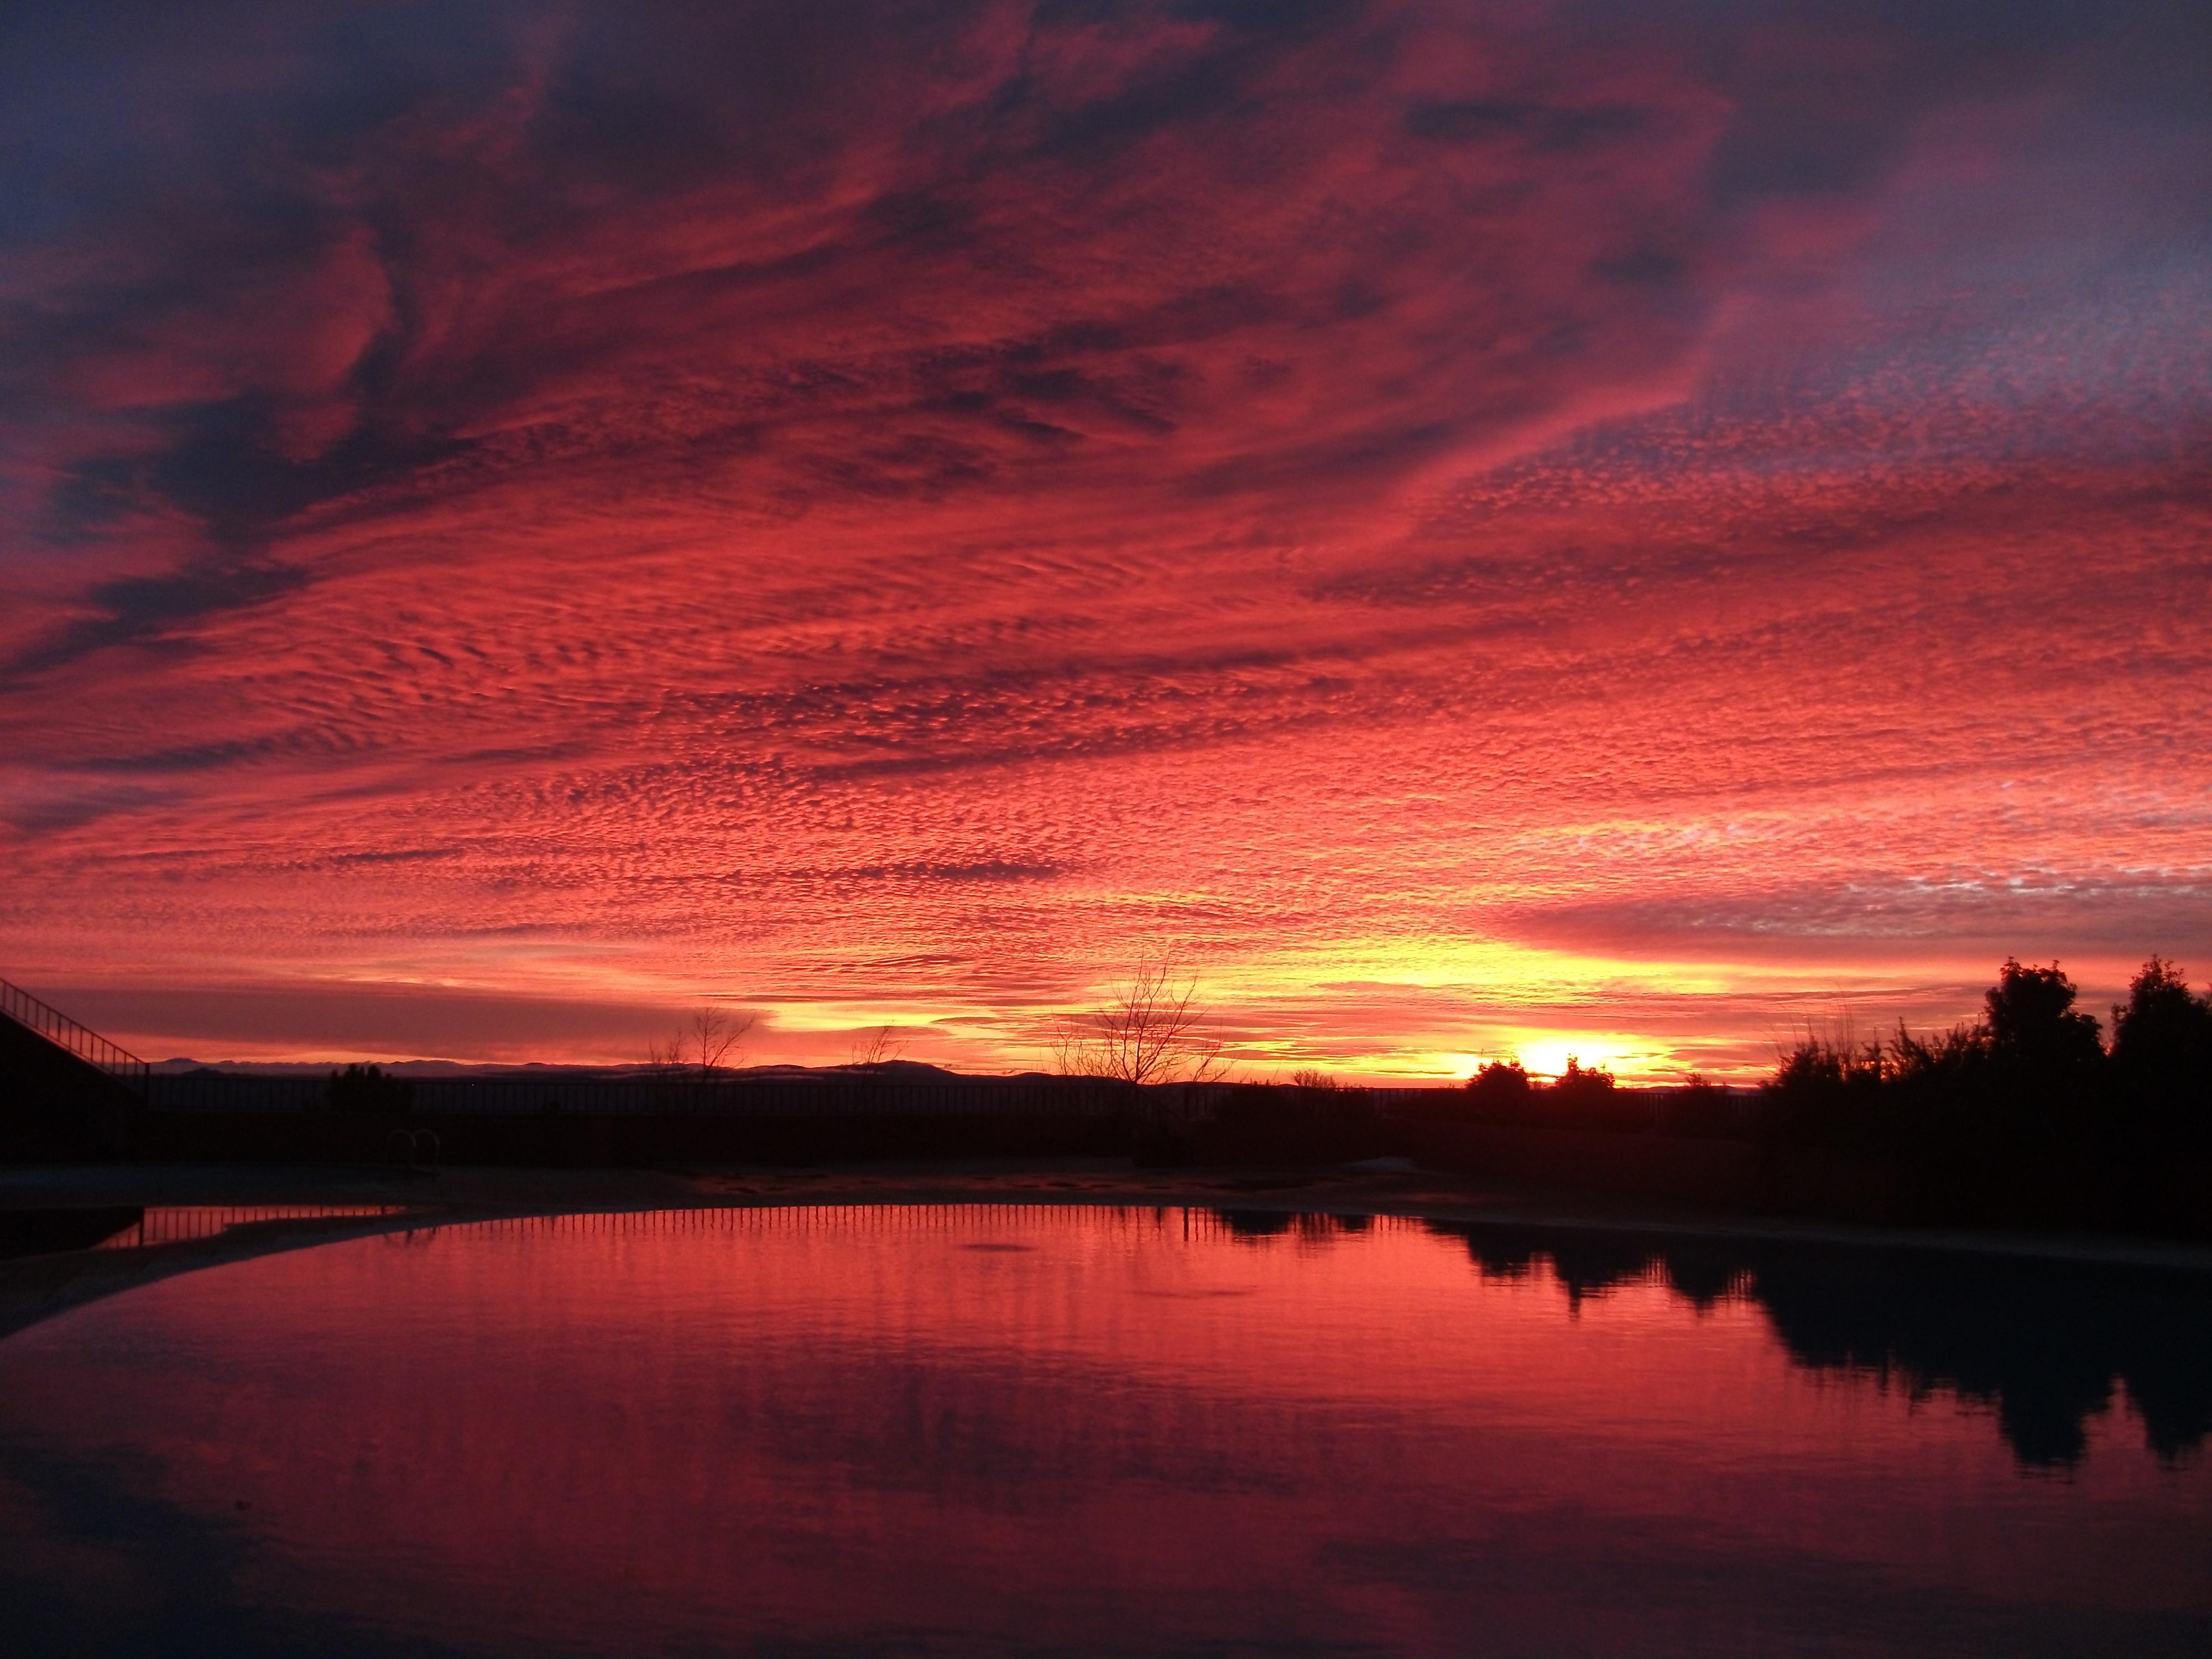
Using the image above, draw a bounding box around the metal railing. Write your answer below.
[92,1204,408,1251]
[0,977,150,1097]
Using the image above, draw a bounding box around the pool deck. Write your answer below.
[3,1157,2209,1275]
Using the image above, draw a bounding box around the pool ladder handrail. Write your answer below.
[0,975,150,1097]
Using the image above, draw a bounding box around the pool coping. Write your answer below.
[3,1159,2208,1276]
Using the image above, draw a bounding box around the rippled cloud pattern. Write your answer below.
[2,1,2206,1072]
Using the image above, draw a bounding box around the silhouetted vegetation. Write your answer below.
[325,1062,412,1115]
[1401,956,2210,1178]
[848,1025,906,1068]
[1215,1077,1376,1125]
[1468,1059,1533,1110]
[1049,957,1227,1086]
[1659,1073,1740,1138]
[1376,956,2209,1233]
[647,1006,754,1081]
[2112,956,2212,1154]
[1397,1055,1648,1131]
[1420,1218,2212,1469]
[1761,956,2212,1227]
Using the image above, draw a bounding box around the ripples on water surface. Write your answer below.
[1,1204,2208,1657]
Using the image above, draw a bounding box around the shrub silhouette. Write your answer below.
[326,1062,413,1115]
[1449,1057,1648,1131]
[2111,956,2212,1156]
[1464,1060,1532,1114]
[1405,955,2203,1232]
[1985,958,2103,1076]
[1660,1073,1740,1138]
[1549,1057,1614,1100]
[1546,1057,1645,1131]
[1751,954,2212,1229]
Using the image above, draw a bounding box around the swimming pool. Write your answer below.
[2,1204,2205,1656]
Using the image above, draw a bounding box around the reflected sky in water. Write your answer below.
[2,1206,2207,1657]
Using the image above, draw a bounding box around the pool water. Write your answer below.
[1,1205,2206,1656]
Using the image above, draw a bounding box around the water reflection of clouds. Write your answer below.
[1,1204,2205,1656]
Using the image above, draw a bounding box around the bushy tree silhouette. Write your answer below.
[1984,958,2102,1074]
[2113,957,2212,1078]
[1464,1060,1531,1104]
[1752,955,2212,1228]
[1442,1059,1535,1124]
[1549,1057,1615,1105]
[1548,1056,1641,1129]
[326,1062,412,1115]
[2112,957,2212,1155]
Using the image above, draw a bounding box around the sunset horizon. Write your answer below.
[5,950,2185,1085]
[4,6,2212,1637]
[3,5,2210,1644]
[4,1,2206,1083]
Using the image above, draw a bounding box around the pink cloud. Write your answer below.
[0,1,2206,1074]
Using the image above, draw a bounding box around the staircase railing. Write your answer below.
[0,977,150,1097]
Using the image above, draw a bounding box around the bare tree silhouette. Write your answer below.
[690,1006,752,1079]
[645,1008,753,1079]
[1051,958,1227,1086]
[645,1029,686,1080]
[849,1024,905,1068]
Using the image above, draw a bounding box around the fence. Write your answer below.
[135,1070,1744,1124]
[144,1070,1140,1118]
[1373,1082,1761,1132]
[0,977,149,1097]
[92,1204,409,1250]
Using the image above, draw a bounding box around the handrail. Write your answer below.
[0,977,150,1097]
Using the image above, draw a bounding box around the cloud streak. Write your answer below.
[1,0,2206,1074]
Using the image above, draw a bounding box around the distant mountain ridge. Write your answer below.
[149,1057,969,1082]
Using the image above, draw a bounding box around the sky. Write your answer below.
[1,0,2206,1079]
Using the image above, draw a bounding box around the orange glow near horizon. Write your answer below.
[0,2,2206,1076]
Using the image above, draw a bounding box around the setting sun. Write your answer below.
[3,6,2209,1655]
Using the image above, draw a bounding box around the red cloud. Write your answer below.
[1,1,2205,1073]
